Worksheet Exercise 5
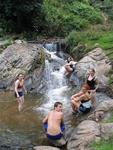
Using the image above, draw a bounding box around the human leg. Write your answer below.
[17,97,23,112]
[91,92,96,108]
[71,99,80,112]
[64,65,73,76]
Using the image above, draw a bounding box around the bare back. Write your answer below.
[47,110,63,135]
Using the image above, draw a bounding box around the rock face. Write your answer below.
[67,120,100,150]
[88,99,113,121]
[76,48,112,89]
[0,42,45,91]
[101,123,113,139]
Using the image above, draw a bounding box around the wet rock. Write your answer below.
[47,137,66,147]
[34,146,60,150]
[88,98,113,121]
[0,130,34,150]
[14,39,23,44]
[0,42,45,92]
[67,120,100,150]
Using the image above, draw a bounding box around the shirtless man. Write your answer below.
[43,102,65,142]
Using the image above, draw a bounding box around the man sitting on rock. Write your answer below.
[43,102,66,146]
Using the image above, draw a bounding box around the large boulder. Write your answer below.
[67,120,100,150]
[0,41,45,91]
[101,123,113,139]
[76,48,112,89]
[88,98,113,121]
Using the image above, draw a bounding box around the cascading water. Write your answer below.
[37,43,71,113]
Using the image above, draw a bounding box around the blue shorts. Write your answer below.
[43,122,65,140]
[15,91,24,98]
[79,103,91,113]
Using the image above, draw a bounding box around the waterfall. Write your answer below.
[37,43,70,113]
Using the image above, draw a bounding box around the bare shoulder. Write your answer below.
[15,79,19,85]
[59,111,63,117]
[48,111,53,115]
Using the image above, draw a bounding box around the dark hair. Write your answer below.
[67,57,73,63]
[90,68,95,73]
[15,73,24,80]
[54,102,62,108]
[81,83,90,90]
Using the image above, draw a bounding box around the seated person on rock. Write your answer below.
[71,84,91,114]
[64,57,77,76]
[43,102,66,145]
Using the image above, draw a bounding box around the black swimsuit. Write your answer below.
[81,99,90,103]
[87,77,96,90]
[70,64,76,72]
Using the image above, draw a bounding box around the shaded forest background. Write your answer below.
[0,0,113,36]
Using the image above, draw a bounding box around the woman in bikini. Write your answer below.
[71,84,91,113]
[86,68,99,108]
[15,73,27,112]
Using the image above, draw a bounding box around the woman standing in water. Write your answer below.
[86,68,99,108]
[15,73,27,112]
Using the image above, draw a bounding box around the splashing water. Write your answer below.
[36,44,70,113]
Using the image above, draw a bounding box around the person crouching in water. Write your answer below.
[15,73,27,112]
[71,84,91,114]
[43,102,66,146]
[64,57,77,76]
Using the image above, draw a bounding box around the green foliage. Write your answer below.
[68,1,103,24]
[65,24,113,59]
[0,0,104,37]
[89,136,113,150]
[90,0,113,19]
[102,111,113,123]
[0,0,43,33]
[41,0,103,36]
[65,29,101,50]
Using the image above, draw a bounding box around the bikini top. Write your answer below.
[17,81,23,89]
[81,99,90,103]
[87,76,96,90]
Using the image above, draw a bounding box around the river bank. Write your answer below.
[0,40,113,150]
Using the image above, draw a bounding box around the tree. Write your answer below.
[0,0,43,33]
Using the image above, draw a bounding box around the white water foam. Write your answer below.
[35,44,70,113]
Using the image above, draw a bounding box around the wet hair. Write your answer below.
[54,102,62,108]
[81,83,90,90]
[15,73,24,80]
[67,57,73,63]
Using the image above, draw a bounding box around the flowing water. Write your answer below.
[0,43,80,149]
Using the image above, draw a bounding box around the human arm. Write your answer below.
[43,113,49,123]
[15,80,20,98]
[23,82,27,94]
[95,78,99,91]
[71,92,83,99]
[60,113,65,133]
[92,78,99,93]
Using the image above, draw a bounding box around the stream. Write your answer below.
[0,43,78,150]
[0,43,111,150]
